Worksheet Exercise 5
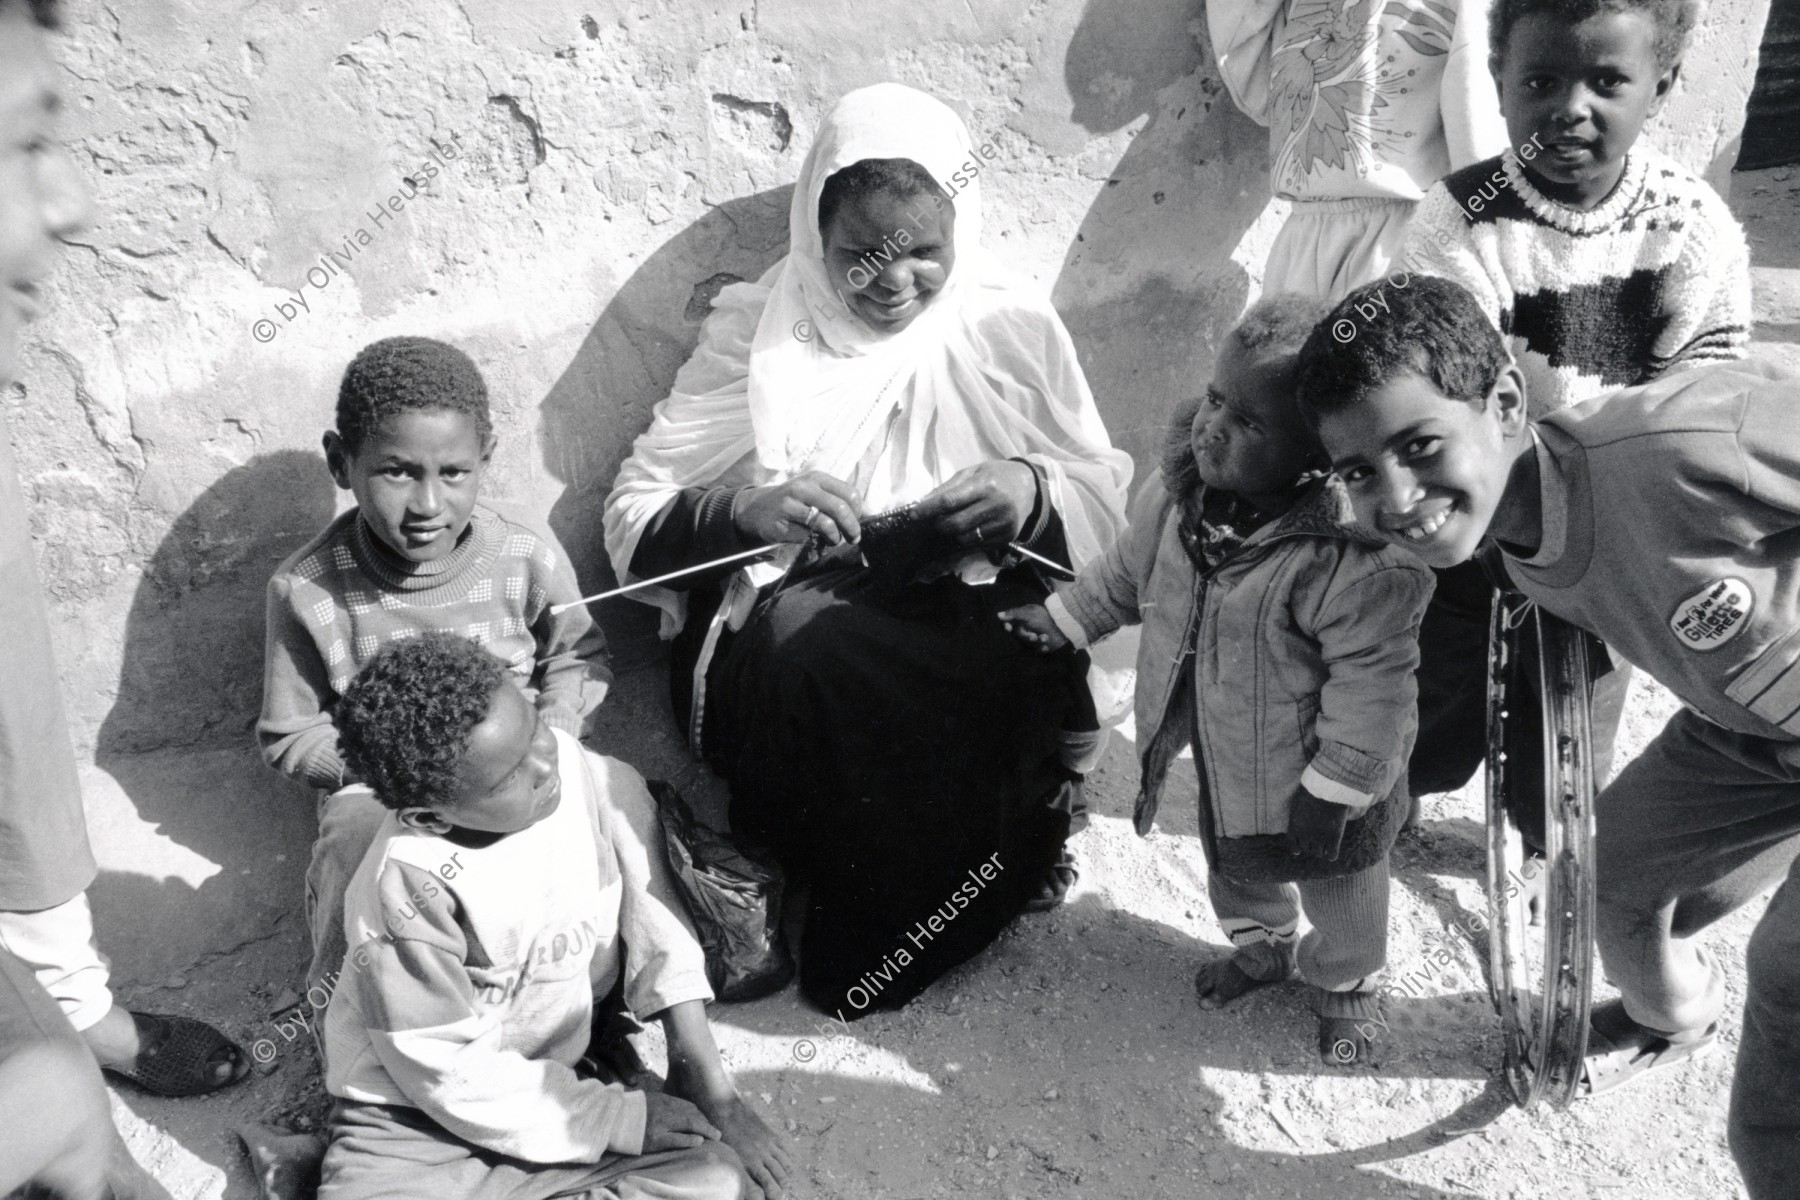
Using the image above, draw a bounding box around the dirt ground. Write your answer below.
[104,164,1800,1199]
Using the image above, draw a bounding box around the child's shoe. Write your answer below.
[1316,986,1384,1066]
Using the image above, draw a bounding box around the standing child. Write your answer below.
[1206,0,1508,299]
[1301,275,1800,1197]
[0,0,247,1118]
[1403,0,1750,416]
[1396,0,1752,798]
[258,336,609,1008]
[318,634,788,1199]
[1001,296,1434,1062]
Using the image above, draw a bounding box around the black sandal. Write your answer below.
[1024,846,1079,912]
[104,1011,250,1097]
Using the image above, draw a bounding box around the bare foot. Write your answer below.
[77,1007,142,1072]
[236,1125,324,1200]
[694,1093,792,1199]
[1194,953,1287,1010]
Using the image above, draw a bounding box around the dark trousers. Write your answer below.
[1585,711,1800,1199]
[1408,560,1631,826]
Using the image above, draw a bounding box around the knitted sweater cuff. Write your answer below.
[298,738,347,791]
[1300,763,1375,811]
[540,705,586,739]
[1046,593,1092,651]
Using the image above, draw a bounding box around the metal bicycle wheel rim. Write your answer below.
[1484,599,1598,1110]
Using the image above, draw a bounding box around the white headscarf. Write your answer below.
[604,83,1132,636]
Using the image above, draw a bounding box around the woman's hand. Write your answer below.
[732,472,862,546]
[911,460,1037,548]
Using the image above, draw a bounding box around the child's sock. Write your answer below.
[1194,940,1296,1009]
[1315,986,1384,1066]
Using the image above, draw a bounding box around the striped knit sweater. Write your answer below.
[1402,147,1752,415]
[258,504,609,789]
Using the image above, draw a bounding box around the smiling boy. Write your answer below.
[1395,0,1752,804]
[1298,275,1800,1197]
[319,633,788,1199]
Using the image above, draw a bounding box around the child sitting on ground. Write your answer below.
[1000,296,1434,1063]
[1395,0,1751,803]
[317,633,789,1199]
[1298,275,1798,1197]
[257,336,609,1010]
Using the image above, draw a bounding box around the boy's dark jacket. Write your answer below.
[1049,407,1435,882]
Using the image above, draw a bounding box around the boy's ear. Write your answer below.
[1488,51,1504,88]
[1648,61,1680,118]
[480,433,497,464]
[322,431,353,490]
[1489,362,1530,437]
[397,807,454,835]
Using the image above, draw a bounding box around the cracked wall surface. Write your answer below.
[13,0,1770,771]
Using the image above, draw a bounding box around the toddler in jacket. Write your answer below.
[1001,295,1434,1062]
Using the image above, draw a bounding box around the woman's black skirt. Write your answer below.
[694,555,1090,1018]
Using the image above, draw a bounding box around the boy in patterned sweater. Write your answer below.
[1402,0,1750,416]
[258,336,609,1007]
[1394,0,1751,803]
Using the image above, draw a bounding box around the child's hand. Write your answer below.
[1288,788,1349,859]
[640,1091,722,1153]
[656,998,791,1196]
[997,604,1070,653]
[694,1093,792,1198]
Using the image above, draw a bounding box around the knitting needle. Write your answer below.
[549,544,782,614]
[1007,542,1077,580]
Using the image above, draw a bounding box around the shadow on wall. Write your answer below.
[535,187,792,671]
[89,449,335,981]
[1054,0,1273,475]
[97,448,337,759]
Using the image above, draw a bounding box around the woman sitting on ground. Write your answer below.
[604,83,1130,1016]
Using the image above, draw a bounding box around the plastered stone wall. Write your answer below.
[12,0,1768,771]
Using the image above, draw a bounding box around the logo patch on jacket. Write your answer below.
[1670,578,1753,651]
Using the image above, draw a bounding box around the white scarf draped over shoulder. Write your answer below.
[604,83,1132,637]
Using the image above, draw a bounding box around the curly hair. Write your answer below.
[335,336,492,456]
[1490,0,1698,71]
[2,0,62,28]
[337,633,507,812]
[817,157,951,237]
[1295,276,1510,423]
